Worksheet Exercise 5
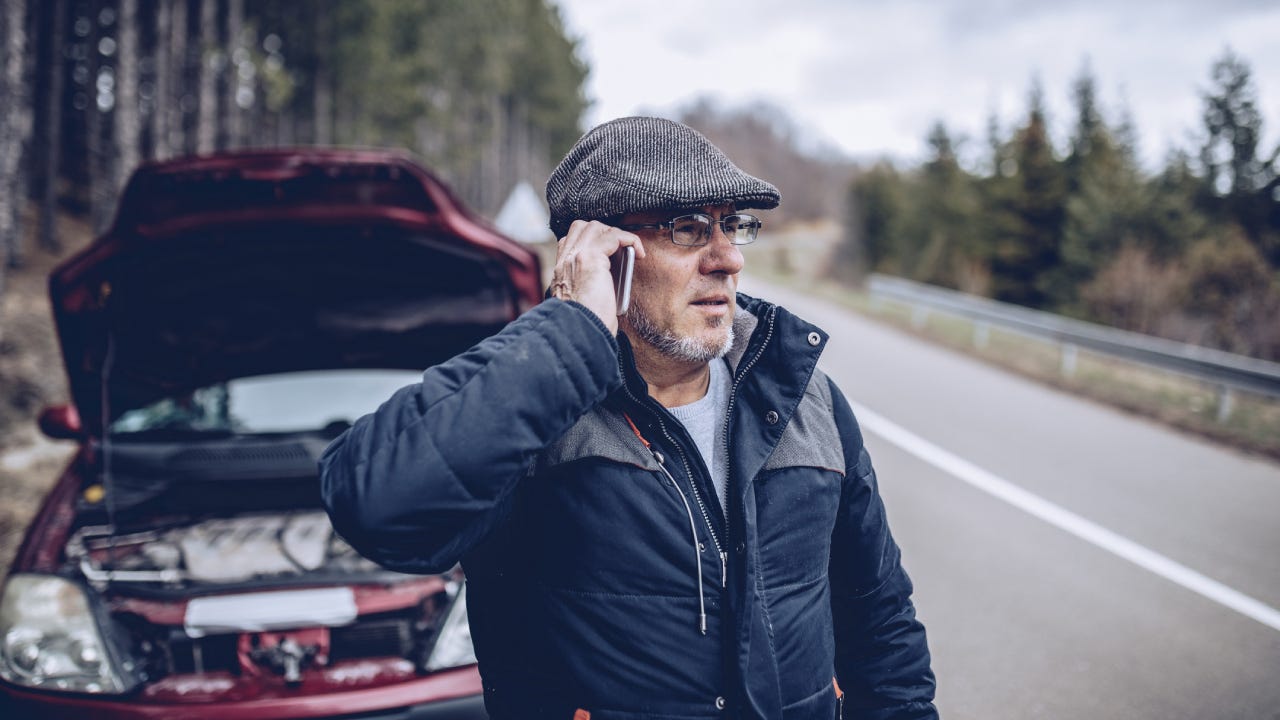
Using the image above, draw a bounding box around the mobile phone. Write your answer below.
[611,245,635,315]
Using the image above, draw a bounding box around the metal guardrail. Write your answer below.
[867,274,1280,411]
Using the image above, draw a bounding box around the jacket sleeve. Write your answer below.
[827,378,938,720]
[319,299,622,574]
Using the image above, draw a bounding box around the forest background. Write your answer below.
[1,0,1278,447]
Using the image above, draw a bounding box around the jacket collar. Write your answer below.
[611,291,823,403]
[725,298,761,374]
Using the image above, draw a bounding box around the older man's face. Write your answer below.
[617,204,745,364]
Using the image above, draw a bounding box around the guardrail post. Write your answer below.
[911,306,929,329]
[1061,343,1078,378]
[1217,386,1235,424]
[973,322,990,349]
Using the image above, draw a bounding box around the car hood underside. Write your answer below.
[48,149,542,437]
[52,219,527,435]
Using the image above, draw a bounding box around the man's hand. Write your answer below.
[550,220,646,335]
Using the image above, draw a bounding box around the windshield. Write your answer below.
[109,369,422,435]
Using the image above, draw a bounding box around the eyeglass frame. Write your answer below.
[614,212,762,247]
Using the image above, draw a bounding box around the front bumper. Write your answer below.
[0,664,486,720]
[325,693,486,719]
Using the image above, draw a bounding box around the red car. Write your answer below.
[0,149,543,718]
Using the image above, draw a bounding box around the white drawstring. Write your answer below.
[653,449,708,635]
[623,413,709,635]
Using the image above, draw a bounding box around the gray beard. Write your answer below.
[627,303,735,364]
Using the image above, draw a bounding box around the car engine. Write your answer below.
[42,510,468,689]
[67,510,384,587]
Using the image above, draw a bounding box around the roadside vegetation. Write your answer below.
[747,235,1280,463]
[862,290,1280,460]
[828,51,1280,364]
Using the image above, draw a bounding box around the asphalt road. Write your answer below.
[742,277,1280,720]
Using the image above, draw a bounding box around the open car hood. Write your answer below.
[49,149,543,437]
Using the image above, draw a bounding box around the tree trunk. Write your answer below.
[11,0,37,257]
[114,0,140,192]
[168,0,187,156]
[222,0,241,148]
[1,0,32,274]
[151,0,171,159]
[87,0,110,235]
[37,0,65,253]
[335,80,358,145]
[195,0,217,154]
[312,8,332,146]
[507,97,526,192]
[0,0,14,289]
[485,92,503,215]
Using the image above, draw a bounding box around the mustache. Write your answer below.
[686,282,735,297]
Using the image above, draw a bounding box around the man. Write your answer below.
[320,117,937,719]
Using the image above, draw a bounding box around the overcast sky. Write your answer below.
[553,0,1280,171]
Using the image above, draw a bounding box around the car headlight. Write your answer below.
[423,583,476,672]
[0,574,139,694]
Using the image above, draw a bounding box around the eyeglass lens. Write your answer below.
[671,214,759,246]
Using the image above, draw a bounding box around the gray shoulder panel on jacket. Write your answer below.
[761,369,844,475]
[541,405,659,471]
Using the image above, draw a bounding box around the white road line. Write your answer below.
[852,400,1280,634]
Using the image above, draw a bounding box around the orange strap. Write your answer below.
[833,676,844,699]
[621,412,651,449]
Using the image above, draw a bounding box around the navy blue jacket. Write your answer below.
[320,294,937,719]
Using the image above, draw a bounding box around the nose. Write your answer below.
[700,222,744,276]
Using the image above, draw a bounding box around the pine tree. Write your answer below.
[1045,65,1147,311]
[1200,48,1265,197]
[905,122,983,291]
[1197,49,1278,264]
[989,80,1066,308]
[836,163,906,280]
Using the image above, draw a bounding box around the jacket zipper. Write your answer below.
[618,357,727,598]
[655,418,726,587]
[619,397,718,634]
[720,304,777,560]
[648,447,711,634]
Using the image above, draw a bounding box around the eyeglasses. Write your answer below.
[616,213,762,247]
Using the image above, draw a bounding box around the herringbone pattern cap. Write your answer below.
[546,116,781,238]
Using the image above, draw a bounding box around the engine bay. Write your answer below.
[44,509,468,692]
[67,510,386,589]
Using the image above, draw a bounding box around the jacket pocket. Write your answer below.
[779,677,840,719]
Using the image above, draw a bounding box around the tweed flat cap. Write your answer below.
[546,116,781,238]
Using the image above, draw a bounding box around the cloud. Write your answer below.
[556,0,1280,169]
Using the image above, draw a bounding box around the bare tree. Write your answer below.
[1,0,33,280]
[10,0,36,260]
[196,0,217,154]
[37,0,66,253]
[222,0,243,147]
[312,8,332,146]
[151,0,172,159]
[87,0,111,234]
[167,0,188,156]
[114,0,139,189]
